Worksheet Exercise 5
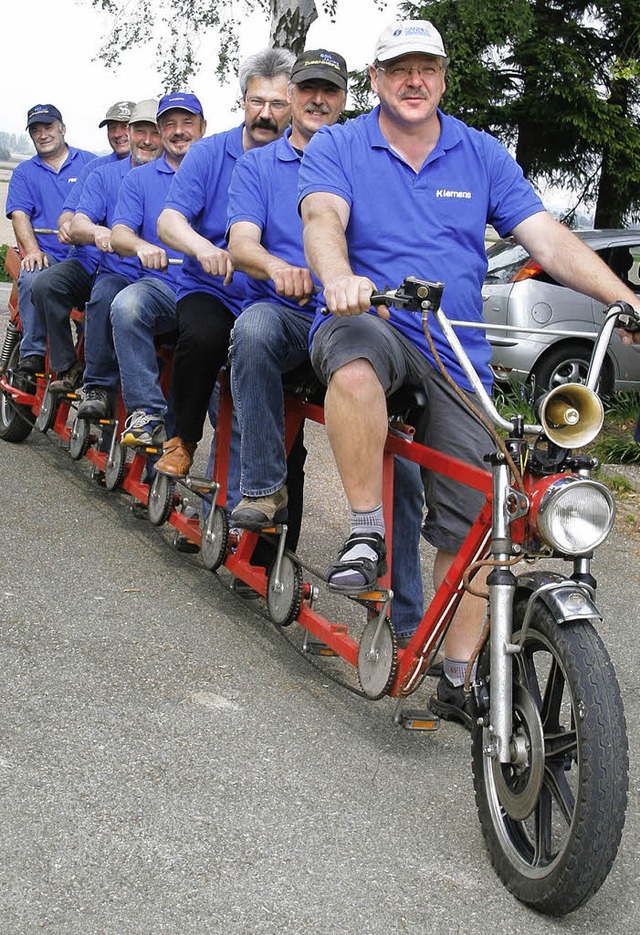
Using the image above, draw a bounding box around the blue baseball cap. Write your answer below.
[26,104,63,129]
[156,92,204,119]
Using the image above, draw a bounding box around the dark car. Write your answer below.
[482,229,640,394]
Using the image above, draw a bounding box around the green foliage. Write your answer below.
[400,0,640,225]
[594,435,640,463]
[0,245,12,284]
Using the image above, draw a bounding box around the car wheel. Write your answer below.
[530,342,614,395]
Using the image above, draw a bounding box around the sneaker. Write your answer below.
[429,674,477,731]
[17,354,46,375]
[77,387,110,420]
[121,409,166,447]
[49,360,84,394]
[231,485,288,530]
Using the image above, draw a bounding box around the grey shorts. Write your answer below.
[310,314,495,552]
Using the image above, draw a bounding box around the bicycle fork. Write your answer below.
[486,456,523,763]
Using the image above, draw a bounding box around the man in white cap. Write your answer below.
[299,20,640,727]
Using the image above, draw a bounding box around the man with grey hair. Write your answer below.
[156,47,296,478]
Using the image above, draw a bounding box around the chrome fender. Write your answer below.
[515,571,602,625]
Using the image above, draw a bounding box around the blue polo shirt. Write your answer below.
[112,153,183,290]
[227,128,319,314]
[62,152,124,276]
[162,124,248,315]
[6,144,95,263]
[75,156,142,283]
[298,107,544,391]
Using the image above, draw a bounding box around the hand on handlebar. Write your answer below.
[612,300,640,346]
[323,274,389,319]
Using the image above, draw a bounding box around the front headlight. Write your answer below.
[530,476,616,555]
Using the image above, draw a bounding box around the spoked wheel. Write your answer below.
[472,595,628,915]
[36,384,58,433]
[68,416,90,460]
[0,344,35,443]
[104,442,127,491]
[357,615,397,699]
[266,553,302,626]
[201,505,229,572]
[147,471,174,526]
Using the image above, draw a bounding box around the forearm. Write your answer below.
[110,223,145,258]
[11,211,40,255]
[157,208,207,256]
[302,206,352,286]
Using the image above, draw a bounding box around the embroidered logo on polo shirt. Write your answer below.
[435,189,472,199]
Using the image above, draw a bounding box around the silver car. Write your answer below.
[482,229,640,394]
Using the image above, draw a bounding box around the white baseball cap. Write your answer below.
[374,20,449,66]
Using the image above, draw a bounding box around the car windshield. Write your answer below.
[485,240,530,284]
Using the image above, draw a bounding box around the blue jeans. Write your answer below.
[110,276,177,415]
[391,456,424,638]
[17,255,59,359]
[82,273,131,390]
[229,302,311,497]
[31,258,93,371]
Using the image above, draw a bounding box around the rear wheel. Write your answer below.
[471,595,628,915]
[0,343,35,443]
[531,342,614,395]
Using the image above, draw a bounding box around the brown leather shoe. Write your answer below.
[155,436,197,477]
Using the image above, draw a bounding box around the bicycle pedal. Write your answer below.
[395,708,441,732]
[173,531,200,553]
[302,634,336,656]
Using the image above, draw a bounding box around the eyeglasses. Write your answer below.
[376,64,442,80]
[245,97,289,113]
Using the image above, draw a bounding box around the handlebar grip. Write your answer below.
[613,301,640,333]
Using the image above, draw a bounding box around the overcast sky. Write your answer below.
[2,0,402,154]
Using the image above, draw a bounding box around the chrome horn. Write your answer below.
[538,383,604,448]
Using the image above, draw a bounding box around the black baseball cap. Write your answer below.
[290,50,348,90]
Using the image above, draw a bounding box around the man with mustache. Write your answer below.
[225,49,425,636]
[155,48,295,479]
[299,19,640,727]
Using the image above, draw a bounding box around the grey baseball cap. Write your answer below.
[128,99,160,126]
[99,101,136,128]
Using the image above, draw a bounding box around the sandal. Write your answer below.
[326,532,388,594]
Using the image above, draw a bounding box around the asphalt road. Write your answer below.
[0,294,639,934]
[0,396,640,935]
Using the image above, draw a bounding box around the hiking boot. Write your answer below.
[326,531,387,594]
[231,485,289,530]
[77,387,110,420]
[429,674,477,731]
[155,436,197,478]
[121,409,166,448]
[49,360,84,394]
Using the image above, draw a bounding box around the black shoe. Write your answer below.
[78,387,109,420]
[49,361,84,394]
[429,674,476,731]
[17,354,46,375]
[326,532,387,594]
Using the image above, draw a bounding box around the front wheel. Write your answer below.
[472,596,628,915]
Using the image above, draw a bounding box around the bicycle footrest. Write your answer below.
[302,634,336,656]
[395,708,440,732]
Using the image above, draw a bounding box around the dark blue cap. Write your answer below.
[26,104,63,129]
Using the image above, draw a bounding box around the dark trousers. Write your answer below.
[172,292,235,443]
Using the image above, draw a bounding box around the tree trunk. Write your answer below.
[594,76,631,229]
[269,0,318,54]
